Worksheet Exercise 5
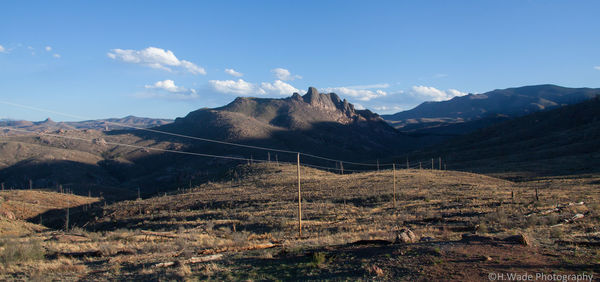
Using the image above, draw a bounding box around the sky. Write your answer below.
[1,0,599,121]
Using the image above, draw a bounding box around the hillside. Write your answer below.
[406,96,600,177]
[2,163,598,280]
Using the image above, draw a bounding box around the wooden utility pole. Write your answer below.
[340,161,344,175]
[392,163,397,209]
[297,153,302,238]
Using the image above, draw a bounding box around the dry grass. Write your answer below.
[0,163,598,280]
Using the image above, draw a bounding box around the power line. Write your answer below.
[0,100,396,167]
[0,127,375,173]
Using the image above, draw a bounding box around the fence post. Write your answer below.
[431,158,434,170]
[340,161,344,175]
[406,158,409,169]
[275,154,279,166]
[377,159,380,172]
[439,157,442,170]
[419,162,422,169]
[29,179,33,190]
[1,182,4,191]
[392,163,396,209]
[297,153,302,238]
[268,152,271,163]
[65,202,70,232]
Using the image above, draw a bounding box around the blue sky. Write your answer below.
[1,1,599,121]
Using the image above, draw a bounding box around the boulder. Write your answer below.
[395,228,419,243]
[503,234,531,246]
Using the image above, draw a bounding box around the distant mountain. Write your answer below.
[406,96,600,178]
[382,85,600,133]
[0,116,173,133]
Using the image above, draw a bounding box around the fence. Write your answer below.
[0,101,449,236]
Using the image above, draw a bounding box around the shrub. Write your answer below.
[0,239,45,264]
[310,252,327,267]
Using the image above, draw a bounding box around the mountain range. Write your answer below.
[0,87,414,198]
[0,85,598,198]
[0,116,173,133]
[382,84,600,136]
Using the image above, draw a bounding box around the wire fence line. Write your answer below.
[0,124,450,237]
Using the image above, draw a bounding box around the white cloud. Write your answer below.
[594,66,600,70]
[209,79,300,96]
[209,79,261,95]
[0,45,5,53]
[409,86,466,101]
[225,68,243,77]
[260,80,300,95]
[372,105,405,112]
[321,87,387,101]
[271,68,302,81]
[45,46,52,51]
[53,54,61,58]
[107,46,206,75]
[145,79,190,93]
[139,79,198,100]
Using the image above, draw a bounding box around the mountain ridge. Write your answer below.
[383,84,600,122]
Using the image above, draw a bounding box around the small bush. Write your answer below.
[310,252,327,267]
[0,239,45,264]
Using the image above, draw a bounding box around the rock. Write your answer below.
[395,228,419,243]
[93,138,107,146]
[571,213,584,221]
[1,210,16,220]
[504,234,530,246]
[366,265,385,277]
